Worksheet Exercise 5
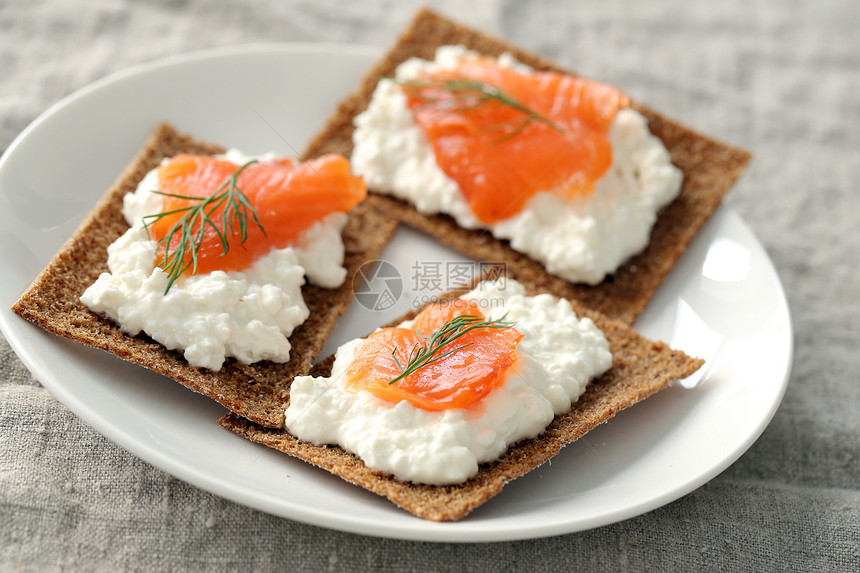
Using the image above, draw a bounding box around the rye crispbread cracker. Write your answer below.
[304,7,752,325]
[12,123,397,428]
[218,282,704,522]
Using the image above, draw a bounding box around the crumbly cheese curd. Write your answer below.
[80,151,349,371]
[351,45,683,285]
[285,279,613,485]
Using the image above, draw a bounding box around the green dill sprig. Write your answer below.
[388,311,517,385]
[396,77,563,142]
[142,160,265,294]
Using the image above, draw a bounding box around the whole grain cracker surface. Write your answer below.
[304,7,752,324]
[219,280,704,521]
[12,123,398,428]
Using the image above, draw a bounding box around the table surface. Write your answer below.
[1,0,858,571]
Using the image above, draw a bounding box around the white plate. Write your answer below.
[0,45,792,542]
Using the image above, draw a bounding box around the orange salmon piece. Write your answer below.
[150,154,366,276]
[402,56,629,224]
[346,299,523,411]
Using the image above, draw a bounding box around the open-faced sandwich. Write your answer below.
[306,8,752,324]
[12,123,397,427]
[220,278,703,521]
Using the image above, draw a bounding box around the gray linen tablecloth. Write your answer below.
[1,0,858,570]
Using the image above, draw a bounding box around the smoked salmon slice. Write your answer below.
[149,154,366,276]
[346,299,523,411]
[401,56,629,223]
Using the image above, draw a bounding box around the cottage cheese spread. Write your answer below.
[80,151,349,371]
[351,45,683,285]
[285,280,613,485]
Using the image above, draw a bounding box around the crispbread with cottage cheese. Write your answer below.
[11,123,397,428]
[218,282,704,521]
[303,7,751,324]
